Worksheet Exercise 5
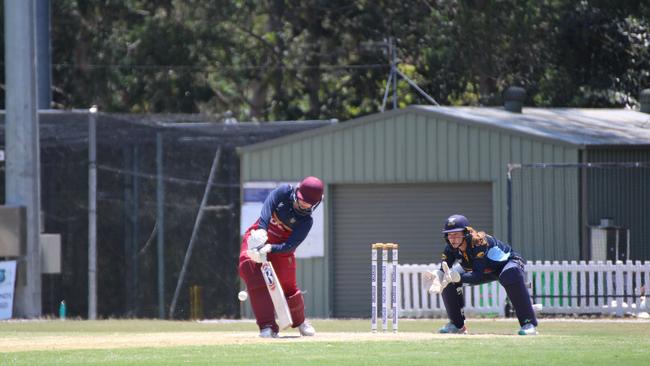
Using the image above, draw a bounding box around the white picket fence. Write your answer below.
[397,260,650,317]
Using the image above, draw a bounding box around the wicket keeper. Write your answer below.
[426,214,539,335]
[238,176,324,338]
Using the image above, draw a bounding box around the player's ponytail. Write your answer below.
[466,226,488,246]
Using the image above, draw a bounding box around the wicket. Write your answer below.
[371,243,399,333]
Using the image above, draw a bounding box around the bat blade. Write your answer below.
[261,261,293,330]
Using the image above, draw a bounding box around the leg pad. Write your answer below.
[441,284,465,328]
[286,290,306,327]
[238,259,277,332]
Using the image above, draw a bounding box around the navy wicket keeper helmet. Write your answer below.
[442,214,470,234]
[442,214,470,246]
[292,176,324,215]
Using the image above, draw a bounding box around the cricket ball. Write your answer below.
[238,290,248,302]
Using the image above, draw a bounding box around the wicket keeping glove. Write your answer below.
[423,270,445,294]
[441,262,461,285]
[426,262,461,294]
[247,244,272,263]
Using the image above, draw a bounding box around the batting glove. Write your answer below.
[248,229,268,247]
[247,244,272,263]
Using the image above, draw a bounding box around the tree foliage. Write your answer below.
[1,0,649,119]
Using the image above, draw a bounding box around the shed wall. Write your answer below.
[240,110,582,317]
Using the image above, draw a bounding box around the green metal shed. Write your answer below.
[238,105,650,318]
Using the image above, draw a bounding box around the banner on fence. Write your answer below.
[0,260,17,320]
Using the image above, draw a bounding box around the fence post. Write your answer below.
[569,261,578,311]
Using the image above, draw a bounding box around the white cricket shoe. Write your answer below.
[259,327,278,338]
[298,321,316,336]
[518,323,538,336]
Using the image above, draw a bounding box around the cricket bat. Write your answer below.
[260,261,293,330]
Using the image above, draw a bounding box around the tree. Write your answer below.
[2,0,648,115]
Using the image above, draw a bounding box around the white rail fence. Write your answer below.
[397,261,650,318]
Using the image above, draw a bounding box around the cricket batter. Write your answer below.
[427,214,539,335]
[238,176,324,338]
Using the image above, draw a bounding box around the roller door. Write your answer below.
[331,183,492,317]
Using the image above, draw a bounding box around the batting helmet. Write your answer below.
[442,214,470,234]
[293,176,324,215]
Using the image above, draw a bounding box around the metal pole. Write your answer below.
[395,69,440,106]
[506,164,513,245]
[380,71,393,113]
[156,132,165,318]
[122,146,139,316]
[169,148,222,318]
[390,37,397,110]
[88,106,98,319]
[35,0,51,109]
[132,146,140,315]
[5,0,42,318]
[122,148,131,314]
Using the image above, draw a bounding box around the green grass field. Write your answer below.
[1,318,649,365]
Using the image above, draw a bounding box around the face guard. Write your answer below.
[292,176,324,216]
[442,214,470,245]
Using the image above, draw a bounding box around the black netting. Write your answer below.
[1,111,333,319]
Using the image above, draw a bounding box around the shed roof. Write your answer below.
[422,106,650,146]
[239,106,650,152]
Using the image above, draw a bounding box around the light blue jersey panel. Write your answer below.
[487,247,511,262]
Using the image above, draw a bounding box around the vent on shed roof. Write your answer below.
[503,86,526,113]
[641,89,650,114]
